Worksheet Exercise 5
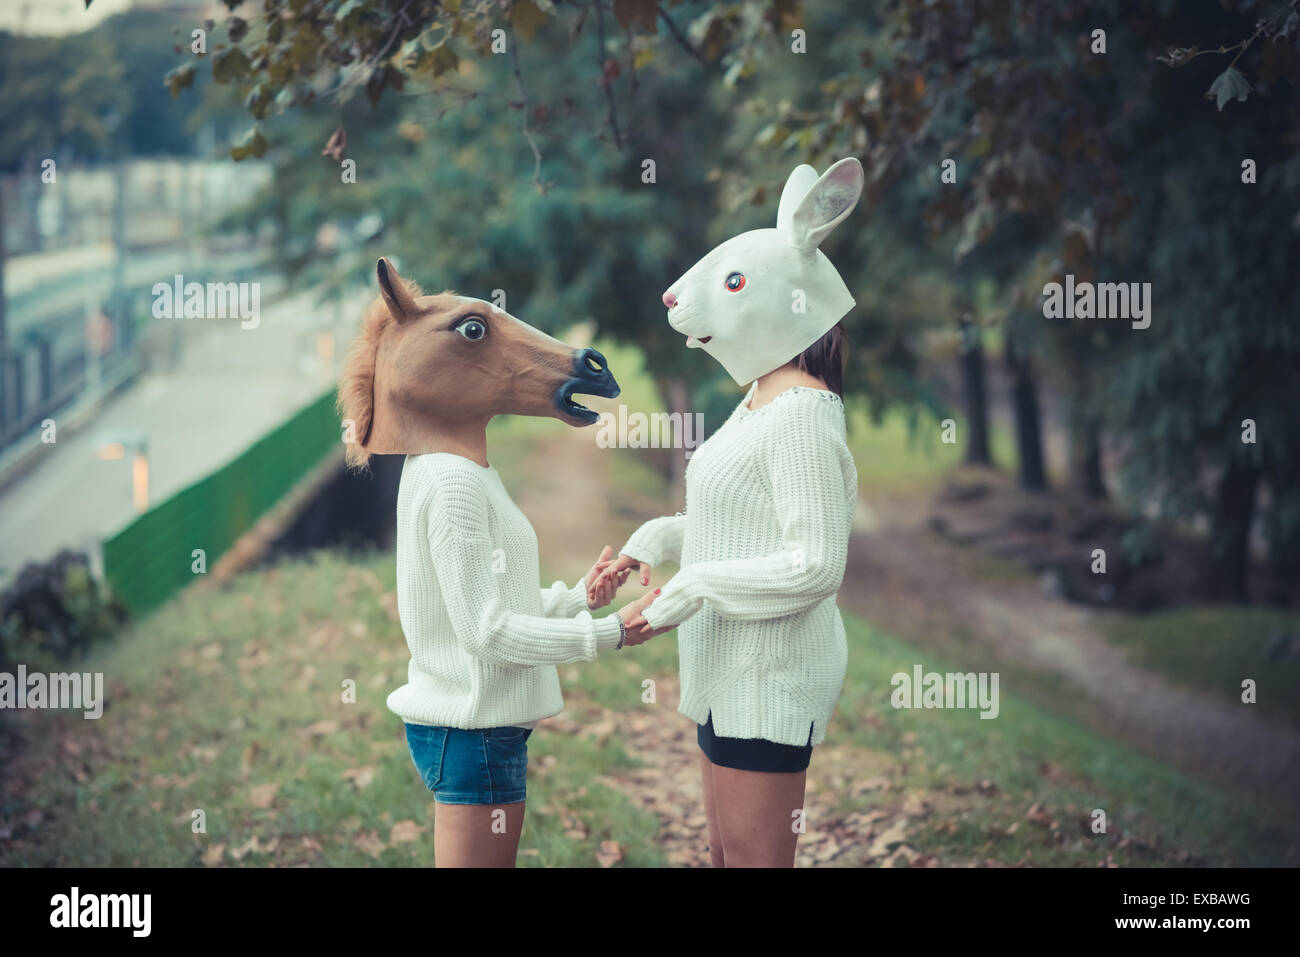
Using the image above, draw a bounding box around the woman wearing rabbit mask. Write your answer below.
[600,159,863,868]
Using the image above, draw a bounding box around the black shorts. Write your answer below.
[697,711,814,773]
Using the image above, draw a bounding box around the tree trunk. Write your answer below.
[1075,421,1106,500]
[1209,459,1260,603]
[1004,329,1046,490]
[1063,352,1106,500]
[959,315,991,466]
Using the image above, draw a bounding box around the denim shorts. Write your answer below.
[404,722,532,805]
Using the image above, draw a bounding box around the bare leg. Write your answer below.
[710,764,807,868]
[432,801,527,867]
[699,751,725,868]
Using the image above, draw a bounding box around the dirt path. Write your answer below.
[514,425,1300,860]
[844,493,1300,812]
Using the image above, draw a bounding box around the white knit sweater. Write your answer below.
[624,386,857,747]
[387,453,623,730]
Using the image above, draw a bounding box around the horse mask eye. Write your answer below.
[725,272,746,291]
[456,317,487,341]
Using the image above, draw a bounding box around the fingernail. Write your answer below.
[654,588,661,594]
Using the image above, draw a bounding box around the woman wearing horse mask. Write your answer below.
[339,258,633,867]
[598,159,863,868]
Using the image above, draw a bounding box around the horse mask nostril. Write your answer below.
[577,348,608,378]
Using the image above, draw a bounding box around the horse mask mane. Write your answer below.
[662,157,865,386]
[338,258,620,468]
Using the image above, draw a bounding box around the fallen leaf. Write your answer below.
[596,840,624,867]
[868,823,908,858]
[229,836,261,861]
[353,829,386,857]
[390,820,426,843]
[249,783,279,809]
[342,766,377,790]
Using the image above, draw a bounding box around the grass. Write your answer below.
[829,615,1297,866]
[0,552,666,867]
[3,551,1294,867]
[1102,605,1300,731]
[844,399,1017,495]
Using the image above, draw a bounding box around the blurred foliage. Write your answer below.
[38,0,1300,591]
[748,0,1300,590]
[0,551,128,673]
[0,9,251,168]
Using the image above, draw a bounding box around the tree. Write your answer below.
[758,0,1300,598]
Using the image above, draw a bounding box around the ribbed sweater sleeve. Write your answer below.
[426,476,622,665]
[540,580,589,618]
[620,513,687,568]
[641,399,851,630]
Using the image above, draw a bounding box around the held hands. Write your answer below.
[616,589,661,646]
[584,546,633,610]
[616,589,676,645]
[588,551,673,644]
[591,554,653,594]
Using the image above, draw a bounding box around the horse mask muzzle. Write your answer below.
[555,347,619,425]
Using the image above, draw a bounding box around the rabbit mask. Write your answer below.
[662,157,864,386]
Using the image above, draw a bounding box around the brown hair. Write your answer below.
[796,322,847,397]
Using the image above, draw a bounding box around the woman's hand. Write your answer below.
[616,589,673,645]
[584,546,632,609]
[589,554,653,607]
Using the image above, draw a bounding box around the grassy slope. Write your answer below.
[3,549,1294,867]
[1103,606,1300,731]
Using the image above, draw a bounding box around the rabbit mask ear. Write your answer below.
[787,157,864,252]
[776,164,820,233]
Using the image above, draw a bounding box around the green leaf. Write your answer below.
[244,82,272,119]
[164,63,196,98]
[429,44,459,78]
[230,127,268,161]
[1206,67,1251,111]
[212,46,252,84]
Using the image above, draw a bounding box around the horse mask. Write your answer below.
[338,258,620,467]
[662,157,864,386]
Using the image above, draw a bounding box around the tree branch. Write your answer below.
[595,3,623,149]
[658,4,707,66]
[506,17,551,193]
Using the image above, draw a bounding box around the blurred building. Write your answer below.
[0,0,227,37]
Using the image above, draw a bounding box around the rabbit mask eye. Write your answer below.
[725,272,746,292]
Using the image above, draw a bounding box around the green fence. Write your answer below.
[103,389,339,614]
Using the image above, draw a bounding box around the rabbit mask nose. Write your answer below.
[662,291,678,309]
